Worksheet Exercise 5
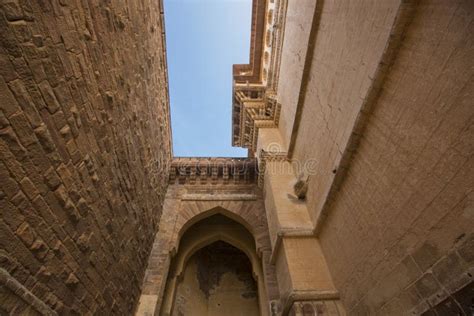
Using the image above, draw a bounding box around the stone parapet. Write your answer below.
[169,157,258,186]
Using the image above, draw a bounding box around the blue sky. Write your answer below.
[164,0,251,157]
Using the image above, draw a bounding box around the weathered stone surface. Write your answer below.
[0,0,171,314]
[277,0,474,314]
[173,241,259,315]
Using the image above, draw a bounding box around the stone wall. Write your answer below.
[290,0,402,227]
[285,0,474,314]
[275,0,315,150]
[0,0,171,314]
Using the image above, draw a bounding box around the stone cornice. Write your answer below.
[168,158,258,185]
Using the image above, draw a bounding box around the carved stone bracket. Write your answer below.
[232,87,282,154]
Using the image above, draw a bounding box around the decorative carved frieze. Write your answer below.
[169,158,258,185]
[232,87,282,152]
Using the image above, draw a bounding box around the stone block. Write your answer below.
[0,127,26,160]
[0,79,20,116]
[19,177,39,200]
[432,251,465,287]
[415,273,441,299]
[43,167,61,190]
[30,238,49,261]
[33,124,55,153]
[15,222,35,247]
[38,81,60,114]
[412,242,441,272]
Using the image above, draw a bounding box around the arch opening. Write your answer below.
[177,206,256,243]
[172,240,260,316]
[161,213,269,316]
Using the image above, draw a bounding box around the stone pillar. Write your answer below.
[257,128,346,315]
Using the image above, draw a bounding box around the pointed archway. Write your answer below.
[160,214,269,316]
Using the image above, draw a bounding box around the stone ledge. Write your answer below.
[281,289,340,315]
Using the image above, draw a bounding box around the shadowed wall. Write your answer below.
[172,241,259,316]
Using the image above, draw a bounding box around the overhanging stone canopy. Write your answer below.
[232,87,281,151]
